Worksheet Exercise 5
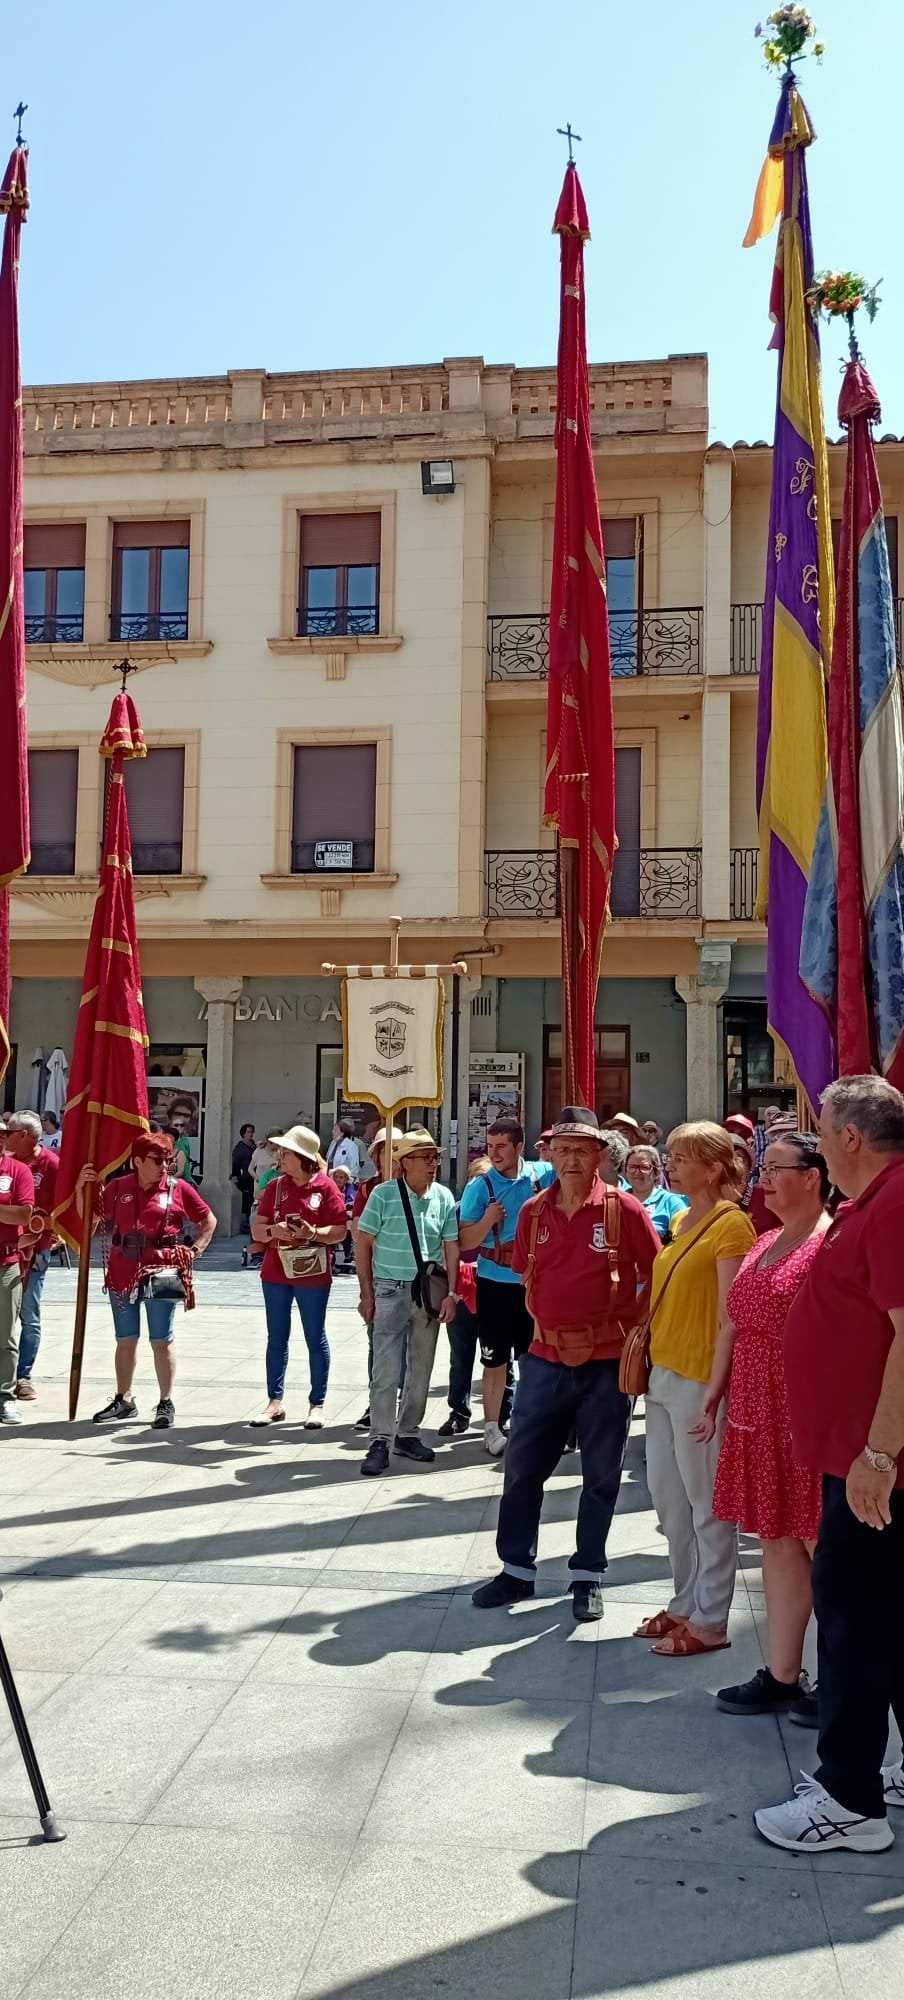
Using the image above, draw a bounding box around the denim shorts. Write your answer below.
[109,1291,178,1344]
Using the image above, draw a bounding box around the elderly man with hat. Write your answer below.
[250,1124,349,1428]
[356,1127,460,1477]
[351,1124,404,1434]
[472,1106,660,1620]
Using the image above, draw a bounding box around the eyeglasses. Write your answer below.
[759,1164,812,1178]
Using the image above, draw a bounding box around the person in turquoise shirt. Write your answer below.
[625,1143,689,1244]
[459,1118,555,1457]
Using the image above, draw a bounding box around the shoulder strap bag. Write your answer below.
[397,1177,449,1320]
[618,1203,726,1397]
[273,1175,329,1281]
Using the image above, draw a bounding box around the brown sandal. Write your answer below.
[634,1610,686,1640]
[650,1628,730,1657]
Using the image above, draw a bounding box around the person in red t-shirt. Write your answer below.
[0,1146,35,1425]
[756,1075,904,1859]
[472,1106,659,1623]
[5,1110,61,1399]
[250,1124,348,1428]
[76,1131,216,1429]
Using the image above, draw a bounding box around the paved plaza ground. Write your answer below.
[0,1244,902,1998]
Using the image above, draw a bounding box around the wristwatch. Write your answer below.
[864,1444,898,1474]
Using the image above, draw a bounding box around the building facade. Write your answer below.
[12,356,904,1217]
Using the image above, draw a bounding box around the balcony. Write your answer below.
[731,846,760,921]
[110,611,189,643]
[25,613,85,644]
[487,608,703,682]
[297,605,379,639]
[731,599,904,674]
[485,848,702,920]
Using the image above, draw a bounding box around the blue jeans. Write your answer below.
[18,1250,51,1379]
[109,1291,178,1343]
[497,1352,631,1584]
[262,1281,330,1404]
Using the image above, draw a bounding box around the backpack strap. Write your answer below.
[603,1187,621,1299]
[522,1185,553,1319]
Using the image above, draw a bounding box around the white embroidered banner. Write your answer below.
[343,975,444,1111]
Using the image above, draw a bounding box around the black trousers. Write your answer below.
[813,1473,904,1819]
[497,1353,630,1583]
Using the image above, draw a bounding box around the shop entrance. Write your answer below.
[723,1001,795,1119]
[542,1026,631,1126]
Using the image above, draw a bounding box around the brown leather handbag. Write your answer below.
[618,1206,725,1397]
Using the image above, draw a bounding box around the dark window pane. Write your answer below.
[120,548,150,615]
[159,546,189,616]
[607,555,636,617]
[292,743,377,872]
[55,569,85,619]
[27,748,79,875]
[24,569,47,618]
[347,564,378,608]
[609,747,642,917]
[306,567,338,609]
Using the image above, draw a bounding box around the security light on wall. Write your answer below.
[421,459,455,496]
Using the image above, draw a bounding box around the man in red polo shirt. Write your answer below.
[756,1075,904,1856]
[472,1106,659,1622]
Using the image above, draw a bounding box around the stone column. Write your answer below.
[194,976,244,1233]
[675,943,732,1120]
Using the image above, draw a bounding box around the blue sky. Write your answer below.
[10,0,904,439]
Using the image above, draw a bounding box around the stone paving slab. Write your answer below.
[0,1255,902,1999]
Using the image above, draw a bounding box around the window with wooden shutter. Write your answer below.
[298,513,380,638]
[292,744,377,872]
[24,524,86,643]
[111,521,190,642]
[27,749,79,875]
[602,517,642,675]
[107,748,185,874]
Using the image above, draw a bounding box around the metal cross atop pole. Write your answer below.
[13,103,27,145]
[557,122,582,163]
[323,916,467,1180]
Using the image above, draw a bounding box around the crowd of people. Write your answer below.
[2,1079,904,1859]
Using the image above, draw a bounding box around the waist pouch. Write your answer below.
[535,1322,614,1367]
[481,1242,515,1268]
[277,1244,328,1280]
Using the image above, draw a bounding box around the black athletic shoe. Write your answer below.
[360,1439,390,1478]
[571,1582,604,1622]
[92,1394,138,1425]
[152,1399,175,1430]
[394,1435,435,1463]
[437,1410,470,1437]
[472,1572,535,1609]
[716,1666,802,1716]
[354,1406,371,1433]
[789,1686,820,1728]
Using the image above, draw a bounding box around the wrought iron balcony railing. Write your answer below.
[485,847,703,920]
[486,607,703,681]
[731,846,760,921]
[110,611,189,643]
[732,600,904,674]
[297,605,379,638]
[25,613,85,644]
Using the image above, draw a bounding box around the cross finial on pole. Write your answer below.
[13,103,27,146]
[557,122,581,164]
[118,658,137,693]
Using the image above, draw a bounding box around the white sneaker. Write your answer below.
[0,1398,23,1425]
[755,1772,894,1853]
[484,1421,506,1458]
[883,1761,904,1808]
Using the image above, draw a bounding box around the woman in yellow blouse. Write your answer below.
[636,1121,755,1657]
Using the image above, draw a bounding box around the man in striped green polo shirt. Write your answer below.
[356,1129,459,1477]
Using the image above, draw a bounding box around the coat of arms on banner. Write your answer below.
[375,1013,407,1061]
[343,975,445,1113]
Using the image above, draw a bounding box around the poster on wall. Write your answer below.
[146,1075,205,1171]
[467,1053,524,1162]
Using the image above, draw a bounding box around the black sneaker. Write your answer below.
[571,1582,604,1622]
[716,1666,802,1715]
[789,1685,819,1728]
[92,1394,137,1425]
[393,1435,435,1464]
[152,1399,175,1430]
[437,1411,470,1437]
[361,1439,390,1478]
[472,1572,535,1609]
[354,1406,371,1433]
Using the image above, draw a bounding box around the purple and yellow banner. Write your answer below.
[750,72,835,1110]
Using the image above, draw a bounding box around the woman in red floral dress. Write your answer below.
[692,1132,830,1719]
